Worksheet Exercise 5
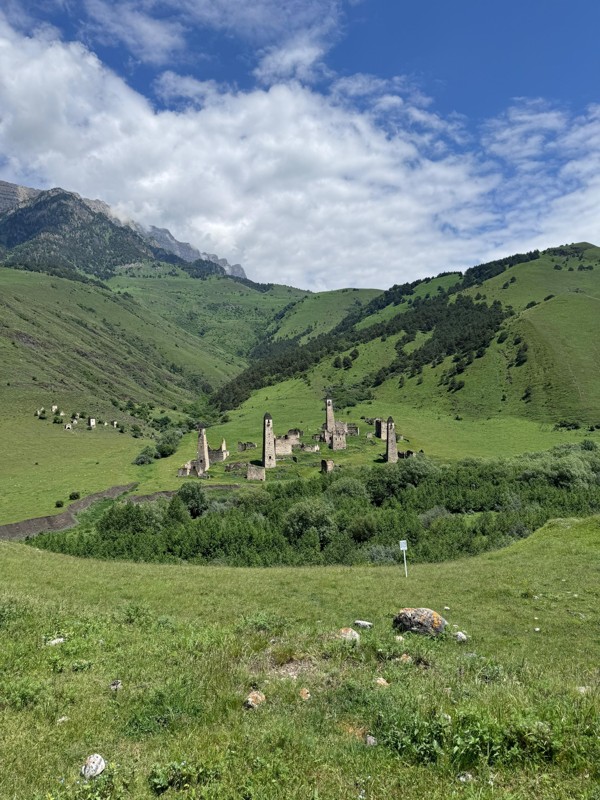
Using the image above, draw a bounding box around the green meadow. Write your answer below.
[0,516,598,798]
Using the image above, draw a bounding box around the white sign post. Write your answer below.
[399,539,408,578]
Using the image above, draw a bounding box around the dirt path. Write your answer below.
[0,483,240,541]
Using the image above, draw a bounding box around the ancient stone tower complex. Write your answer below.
[262,413,276,468]
[320,398,347,451]
[177,429,230,477]
[385,416,398,463]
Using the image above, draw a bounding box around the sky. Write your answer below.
[1,1,600,290]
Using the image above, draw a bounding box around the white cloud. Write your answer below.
[254,31,330,84]
[1,18,600,290]
[82,0,185,65]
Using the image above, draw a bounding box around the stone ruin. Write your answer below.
[262,413,276,469]
[247,464,266,481]
[321,459,335,474]
[178,428,230,477]
[237,441,257,452]
[385,416,398,463]
[319,398,360,451]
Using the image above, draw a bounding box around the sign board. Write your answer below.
[399,540,407,551]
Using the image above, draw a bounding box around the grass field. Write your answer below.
[269,287,381,343]
[0,515,598,798]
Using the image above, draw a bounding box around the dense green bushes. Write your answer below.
[32,443,600,566]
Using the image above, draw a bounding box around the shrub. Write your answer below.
[133,446,157,465]
[177,483,208,518]
[55,500,64,508]
[69,491,80,501]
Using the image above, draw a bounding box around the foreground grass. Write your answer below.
[1,517,598,798]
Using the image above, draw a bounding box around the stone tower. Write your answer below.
[385,417,398,463]
[197,427,210,474]
[325,398,335,432]
[262,413,276,469]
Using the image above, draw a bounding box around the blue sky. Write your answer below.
[1,1,599,289]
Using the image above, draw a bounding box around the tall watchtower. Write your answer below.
[325,398,335,432]
[197,427,210,474]
[262,413,276,469]
[385,417,398,463]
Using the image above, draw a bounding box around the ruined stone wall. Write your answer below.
[330,432,347,451]
[247,464,266,481]
[237,441,257,452]
[275,437,293,456]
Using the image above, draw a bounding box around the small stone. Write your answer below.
[354,620,373,629]
[81,754,106,780]
[57,716,69,724]
[365,734,377,747]
[534,627,541,633]
[576,686,591,694]
[441,713,452,723]
[46,637,65,646]
[244,690,266,709]
[109,680,122,692]
[455,631,468,643]
[394,635,404,642]
[399,653,413,664]
[457,772,474,783]
[339,627,360,643]
[375,677,390,687]
[444,606,450,611]
[299,687,311,701]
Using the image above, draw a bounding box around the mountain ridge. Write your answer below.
[0,179,246,279]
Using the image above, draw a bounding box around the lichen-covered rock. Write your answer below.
[339,627,360,642]
[81,754,106,780]
[244,690,266,709]
[392,607,447,636]
[299,687,311,701]
[455,631,468,643]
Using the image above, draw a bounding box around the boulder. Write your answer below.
[392,607,447,636]
[339,627,360,643]
[244,690,266,709]
[81,754,106,780]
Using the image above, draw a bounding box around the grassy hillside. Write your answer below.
[0,516,598,798]
[109,266,308,360]
[269,287,381,343]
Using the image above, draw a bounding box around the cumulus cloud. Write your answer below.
[0,18,599,289]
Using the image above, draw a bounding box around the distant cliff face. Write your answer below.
[0,179,247,279]
[0,180,40,214]
[142,225,246,278]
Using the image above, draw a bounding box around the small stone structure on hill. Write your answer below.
[178,428,230,477]
[247,464,266,481]
[262,413,276,469]
[237,441,257,452]
[321,459,335,474]
[320,398,353,451]
[385,417,398,463]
